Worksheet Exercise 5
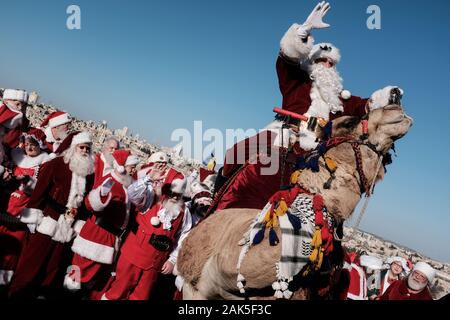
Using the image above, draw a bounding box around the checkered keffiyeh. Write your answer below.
[237,194,334,299]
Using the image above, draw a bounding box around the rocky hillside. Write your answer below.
[24,102,202,176]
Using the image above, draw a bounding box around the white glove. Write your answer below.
[100,177,114,197]
[303,1,331,31]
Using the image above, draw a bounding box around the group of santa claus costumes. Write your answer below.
[0,90,213,299]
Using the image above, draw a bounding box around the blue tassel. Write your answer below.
[287,213,302,231]
[308,156,320,172]
[252,226,265,245]
[324,122,333,139]
[269,228,279,246]
[296,157,307,170]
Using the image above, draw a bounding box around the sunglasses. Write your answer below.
[77,145,91,151]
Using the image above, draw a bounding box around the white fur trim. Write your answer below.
[71,131,92,147]
[66,172,87,209]
[44,126,56,143]
[73,220,86,235]
[0,270,14,285]
[341,90,351,100]
[3,89,28,102]
[1,106,23,129]
[51,215,75,243]
[0,165,4,176]
[36,215,59,237]
[11,148,50,169]
[88,187,112,212]
[309,43,341,64]
[149,151,168,164]
[125,155,139,167]
[20,208,44,224]
[298,126,319,151]
[370,86,403,110]
[413,262,436,283]
[63,274,81,291]
[48,113,70,128]
[280,23,314,61]
[71,236,115,264]
[171,178,187,194]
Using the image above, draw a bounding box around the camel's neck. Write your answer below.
[297,142,384,220]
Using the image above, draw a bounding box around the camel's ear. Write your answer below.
[332,116,360,136]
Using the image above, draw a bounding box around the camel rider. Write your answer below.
[210,1,404,213]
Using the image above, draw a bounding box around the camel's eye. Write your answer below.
[384,105,403,112]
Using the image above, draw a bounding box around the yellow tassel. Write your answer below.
[318,118,328,128]
[311,227,322,248]
[317,249,324,269]
[290,170,302,185]
[324,157,337,173]
[309,248,319,263]
[207,158,216,171]
[274,199,288,217]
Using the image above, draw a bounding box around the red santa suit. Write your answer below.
[36,111,73,154]
[0,89,31,148]
[0,147,50,283]
[103,172,191,300]
[8,132,94,298]
[379,279,432,300]
[210,28,376,213]
[66,150,137,290]
[340,253,368,300]
[93,153,114,186]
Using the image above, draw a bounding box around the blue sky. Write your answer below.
[1,0,450,262]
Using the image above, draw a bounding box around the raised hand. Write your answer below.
[304,1,331,30]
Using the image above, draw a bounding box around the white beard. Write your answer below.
[112,171,134,188]
[308,63,344,118]
[407,274,427,291]
[64,148,95,177]
[162,198,183,218]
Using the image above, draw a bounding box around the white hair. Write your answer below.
[63,145,95,177]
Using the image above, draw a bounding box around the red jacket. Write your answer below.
[276,55,368,119]
[120,202,185,271]
[380,279,433,300]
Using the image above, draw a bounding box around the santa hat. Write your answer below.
[125,154,140,167]
[148,151,168,164]
[70,131,92,147]
[171,177,187,194]
[384,256,410,273]
[41,111,71,128]
[111,150,132,174]
[360,255,383,270]
[22,128,47,150]
[3,89,29,103]
[413,262,436,283]
[309,43,341,64]
[190,181,212,200]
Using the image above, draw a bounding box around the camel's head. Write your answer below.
[367,104,413,154]
[331,104,413,155]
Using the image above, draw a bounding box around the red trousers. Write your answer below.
[104,255,159,300]
[71,253,104,284]
[8,232,72,298]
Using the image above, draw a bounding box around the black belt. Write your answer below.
[95,217,126,237]
[46,196,68,215]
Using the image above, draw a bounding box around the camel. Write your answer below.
[177,104,413,300]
